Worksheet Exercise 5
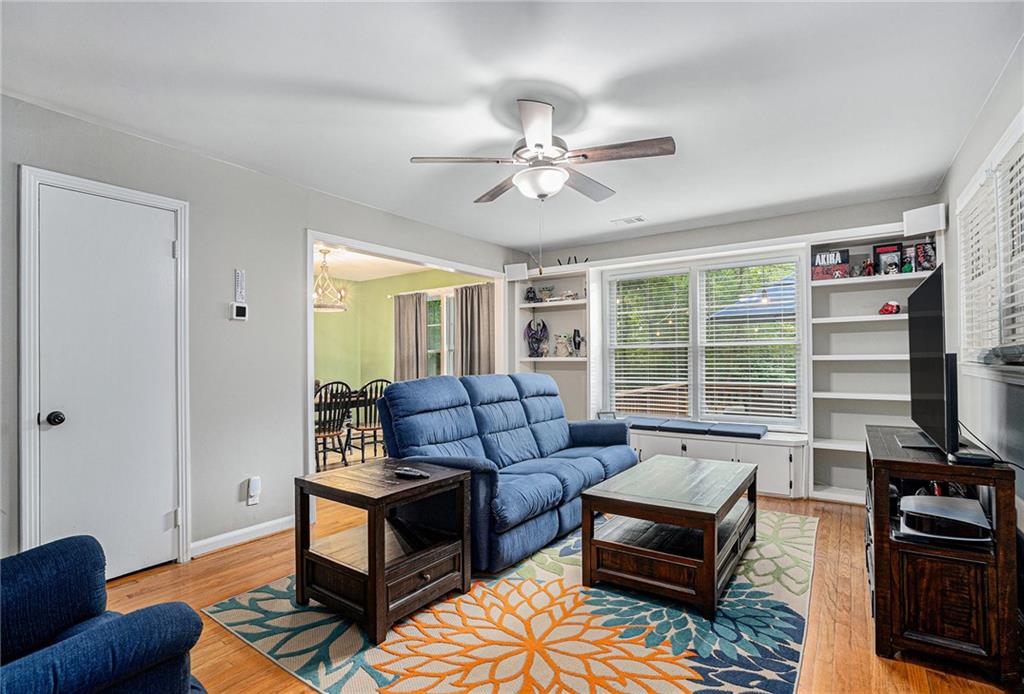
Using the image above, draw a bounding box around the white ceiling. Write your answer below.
[3,3,1022,251]
[314,244,429,282]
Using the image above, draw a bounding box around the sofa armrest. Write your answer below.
[570,420,629,447]
[0,536,107,664]
[0,602,202,694]
[398,456,498,572]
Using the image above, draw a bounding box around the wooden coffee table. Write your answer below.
[582,455,757,619]
[294,459,471,643]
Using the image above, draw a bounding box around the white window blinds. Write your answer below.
[996,135,1024,350]
[607,272,690,417]
[960,132,1024,363]
[699,262,800,423]
[959,178,1000,360]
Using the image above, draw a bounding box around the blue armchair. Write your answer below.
[1,536,205,694]
[378,373,638,572]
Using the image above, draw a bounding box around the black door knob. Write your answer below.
[45,411,66,426]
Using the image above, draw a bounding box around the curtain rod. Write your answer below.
[386,280,491,299]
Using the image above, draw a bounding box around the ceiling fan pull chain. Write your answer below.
[538,199,545,275]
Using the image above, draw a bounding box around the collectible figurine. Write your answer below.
[524,319,549,357]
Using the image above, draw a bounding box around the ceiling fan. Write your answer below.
[411,99,676,203]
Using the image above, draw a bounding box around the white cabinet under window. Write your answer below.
[630,430,804,497]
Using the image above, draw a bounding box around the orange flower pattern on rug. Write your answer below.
[375,578,701,693]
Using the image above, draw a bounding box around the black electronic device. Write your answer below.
[898,265,960,456]
[394,467,430,480]
[897,496,992,542]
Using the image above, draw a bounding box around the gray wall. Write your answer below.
[0,96,524,554]
[936,37,1024,529]
[546,194,938,263]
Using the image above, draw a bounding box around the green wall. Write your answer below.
[314,269,486,387]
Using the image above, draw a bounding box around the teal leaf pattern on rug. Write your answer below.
[204,576,396,692]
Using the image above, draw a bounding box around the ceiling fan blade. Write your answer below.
[565,136,676,164]
[517,99,553,152]
[411,156,520,164]
[564,167,615,202]
[474,175,516,203]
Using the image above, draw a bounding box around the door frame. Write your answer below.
[305,229,507,476]
[19,166,192,563]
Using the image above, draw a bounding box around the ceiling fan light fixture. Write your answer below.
[512,165,569,199]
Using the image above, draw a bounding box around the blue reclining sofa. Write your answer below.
[0,536,205,694]
[377,373,638,573]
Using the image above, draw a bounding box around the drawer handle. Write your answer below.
[420,572,431,582]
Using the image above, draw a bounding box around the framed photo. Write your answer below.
[596,411,618,420]
[811,248,850,281]
[873,242,903,276]
[915,241,937,271]
[900,247,916,273]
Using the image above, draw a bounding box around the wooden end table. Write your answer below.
[582,455,757,619]
[294,459,471,643]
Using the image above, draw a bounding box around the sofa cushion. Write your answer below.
[460,375,539,467]
[509,373,572,456]
[491,473,563,532]
[550,444,638,477]
[501,456,605,502]
[380,376,485,459]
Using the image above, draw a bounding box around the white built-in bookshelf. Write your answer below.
[808,226,941,504]
[512,268,591,421]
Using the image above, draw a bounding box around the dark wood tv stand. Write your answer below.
[865,425,1019,685]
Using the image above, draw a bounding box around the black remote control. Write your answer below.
[394,467,431,479]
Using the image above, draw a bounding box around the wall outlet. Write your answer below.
[246,476,262,506]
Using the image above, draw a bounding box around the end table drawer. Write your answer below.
[388,553,461,608]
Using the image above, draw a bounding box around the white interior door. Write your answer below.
[34,181,180,578]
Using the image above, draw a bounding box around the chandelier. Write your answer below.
[313,248,348,312]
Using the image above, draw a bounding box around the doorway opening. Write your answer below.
[306,230,504,473]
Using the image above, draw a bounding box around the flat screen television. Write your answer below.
[905,265,959,455]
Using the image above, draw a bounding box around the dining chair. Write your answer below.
[346,378,391,463]
[313,381,352,471]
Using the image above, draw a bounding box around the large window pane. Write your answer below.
[700,263,799,423]
[607,272,689,417]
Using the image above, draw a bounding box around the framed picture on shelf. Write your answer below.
[900,246,916,273]
[873,242,903,275]
[915,241,937,271]
[811,248,850,280]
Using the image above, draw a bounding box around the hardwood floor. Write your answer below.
[108,495,1012,693]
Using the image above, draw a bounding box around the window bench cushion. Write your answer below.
[707,422,768,439]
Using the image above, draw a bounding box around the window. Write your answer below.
[607,272,690,417]
[606,258,802,427]
[699,263,799,423]
[960,132,1024,363]
[426,293,456,376]
[996,136,1024,351]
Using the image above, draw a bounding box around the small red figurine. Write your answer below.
[863,258,875,276]
[879,301,901,315]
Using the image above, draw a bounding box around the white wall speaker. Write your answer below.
[903,203,946,236]
[504,263,529,281]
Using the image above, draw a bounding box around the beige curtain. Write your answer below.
[394,292,428,381]
[454,283,495,376]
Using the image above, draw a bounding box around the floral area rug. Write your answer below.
[203,510,817,693]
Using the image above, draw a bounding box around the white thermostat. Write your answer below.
[231,302,248,321]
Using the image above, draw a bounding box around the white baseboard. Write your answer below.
[190,514,294,557]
